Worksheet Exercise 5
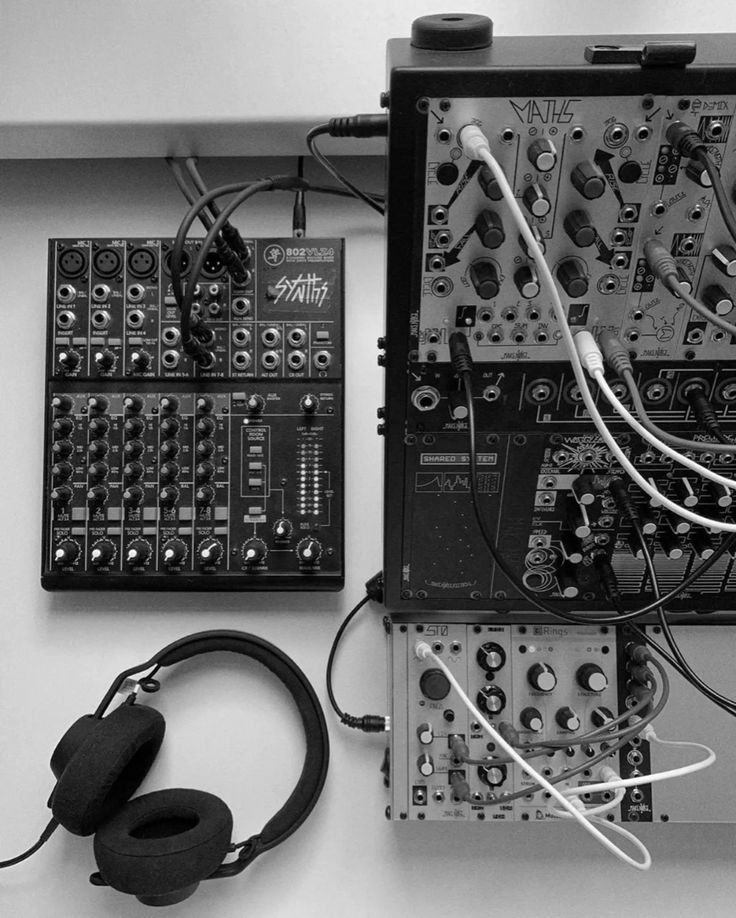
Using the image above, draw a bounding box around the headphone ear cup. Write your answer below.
[93,788,233,904]
[51,704,165,836]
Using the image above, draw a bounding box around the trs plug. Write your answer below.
[215,237,249,286]
[220,223,251,265]
[598,331,634,377]
[666,121,706,158]
[327,114,388,138]
[593,555,623,608]
[609,478,641,525]
[449,735,470,760]
[643,238,679,288]
[685,386,728,440]
[449,331,473,376]
[449,772,471,802]
[626,643,652,666]
[340,714,390,733]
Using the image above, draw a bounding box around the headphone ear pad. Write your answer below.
[51,704,165,836]
[93,788,233,901]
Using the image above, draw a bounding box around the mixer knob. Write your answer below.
[90,540,116,567]
[123,486,144,507]
[576,663,608,693]
[522,183,551,217]
[417,722,434,745]
[563,209,597,248]
[591,706,615,729]
[556,259,589,298]
[196,395,214,413]
[476,641,506,673]
[52,416,74,438]
[196,461,215,482]
[242,538,268,564]
[123,395,144,413]
[196,439,215,459]
[417,754,435,777]
[94,349,116,371]
[273,518,293,540]
[160,417,180,438]
[296,538,322,564]
[87,395,109,413]
[162,539,188,565]
[159,395,179,413]
[195,485,215,504]
[88,439,109,460]
[474,209,505,249]
[53,539,80,565]
[476,684,506,715]
[527,663,557,693]
[556,706,581,732]
[299,394,319,413]
[124,416,145,439]
[160,461,180,482]
[469,259,500,300]
[198,538,223,565]
[130,349,152,371]
[478,166,503,201]
[51,461,73,483]
[479,764,507,787]
[52,395,73,413]
[52,439,74,459]
[247,394,266,413]
[520,707,544,733]
[528,138,557,172]
[570,160,607,199]
[159,439,180,459]
[88,417,110,438]
[125,539,152,566]
[123,461,144,482]
[196,416,216,438]
[51,486,73,505]
[123,438,144,460]
[88,462,109,482]
[159,486,179,508]
[58,349,81,372]
[419,668,451,701]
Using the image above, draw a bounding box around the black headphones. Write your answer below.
[0,630,329,906]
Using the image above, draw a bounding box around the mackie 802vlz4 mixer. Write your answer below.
[42,237,344,590]
[381,19,736,619]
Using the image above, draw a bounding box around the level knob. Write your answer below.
[576,663,608,693]
[58,349,81,372]
[126,539,152,566]
[130,349,152,371]
[563,209,596,247]
[520,707,544,733]
[53,539,80,565]
[528,138,557,172]
[474,209,505,249]
[417,722,434,745]
[242,538,268,564]
[297,538,322,563]
[571,160,606,199]
[90,540,116,566]
[89,460,110,480]
[476,641,506,672]
[556,706,581,732]
[419,668,451,701]
[527,663,557,693]
[556,259,589,298]
[522,183,551,217]
[479,764,507,787]
[469,259,500,300]
[273,518,293,540]
[198,538,223,565]
[162,539,188,565]
[300,394,319,413]
[417,753,435,777]
[477,684,506,715]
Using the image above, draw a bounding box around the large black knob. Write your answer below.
[528,663,557,693]
[474,210,505,249]
[576,663,608,693]
[419,668,451,701]
[571,160,607,199]
[556,259,589,298]
[469,259,500,299]
[563,210,596,248]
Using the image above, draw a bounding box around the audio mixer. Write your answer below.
[380,23,736,617]
[42,237,344,590]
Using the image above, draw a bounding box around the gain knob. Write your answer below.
[130,349,152,371]
[162,539,188,565]
[125,539,152,566]
[90,540,116,567]
[527,663,557,693]
[242,538,267,564]
[53,539,80,565]
[297,538,322,564]
[198,538,223,565]
[94,349,116,372]
[476,641,506,673]
[58,349,81,372]
[576,663,608,693]
[273,518,293,540]
[477,684,506,715]
[469,259,500,300]
[556,706,581,732]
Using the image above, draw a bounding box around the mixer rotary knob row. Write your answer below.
[90,540,116,567]
[52,416,74,438]
[297,538,322,564]
[53,539,80,565]
[242,538,268,564]
[162,539,188,565]
[126,539,152,566]
[198,538,223,565]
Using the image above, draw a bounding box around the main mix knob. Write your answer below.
[297,538,322,564]
[300,394,319,414]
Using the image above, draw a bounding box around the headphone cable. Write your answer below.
[0,817,59,868]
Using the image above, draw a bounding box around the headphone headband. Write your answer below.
[94,630,329,872]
